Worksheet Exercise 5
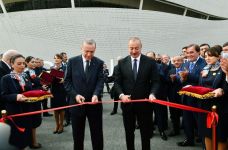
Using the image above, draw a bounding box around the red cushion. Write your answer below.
[22,90,53,102]
[180,86,214,95]
[22,90,51,97]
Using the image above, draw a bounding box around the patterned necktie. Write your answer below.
[133,59,137,80]
[189,62,194,73]
[85,60,89,79]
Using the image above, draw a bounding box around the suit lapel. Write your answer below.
[136,55,145,81]
[126,56,135,81]
[86,57,96,82]
[79,56,86,81]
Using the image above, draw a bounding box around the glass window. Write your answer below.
[143,0,184,15]
[3,0,71,12]
[74,0,140,9]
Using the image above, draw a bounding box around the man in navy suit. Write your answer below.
[114,37,160,150]
[64,39,104,150]
[0,50,19,117]
[177,44,206,146]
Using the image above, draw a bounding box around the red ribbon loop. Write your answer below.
[207,112,219,128]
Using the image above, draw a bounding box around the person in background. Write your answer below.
[199,43,210,58]
[110,56,122,115]
[167,56,184,137]
[198,47,228,150]
[1,54,32,149]
[60,52,71,127]
[50,54,67,134]
[177,44,206,147]
[181,46,188,63]
[60,52,68,67]
[103,63,110,93]
[64,39,104,150]
[0,50,19,117]
[25,56,45,149]
[34,58,53,117]
[155,54,162,64]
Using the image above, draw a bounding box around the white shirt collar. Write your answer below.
[130,54,141,62]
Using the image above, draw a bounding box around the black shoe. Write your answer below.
[168,130,180,137]
[58,129,64,134]
[195,137,202,143]
[177,139,195,146]
[53,130,58,134]
[43,113,53,117]
[64,122,70,127]
[160,131,168,141]
[110,111,117,115]
[29,143,42,149]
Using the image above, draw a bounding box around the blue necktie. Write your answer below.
[189,62,194,73]
[176,68,180,74]
[133,59,137,80]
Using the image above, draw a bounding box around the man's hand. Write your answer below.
[17,94,28,102]
[149,94,156,101]
[75,95,85,103]
[91,95,98,103]
[120,95,131,103]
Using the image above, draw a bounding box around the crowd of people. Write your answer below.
[0,38,228,150]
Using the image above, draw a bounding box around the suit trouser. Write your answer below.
[153,102,168,131]
[169,94,182,132]
[71,105,103,150]
[122,106,152,150]
[65,96,71,123]
[112,99,118,112]
[182,97,199,142]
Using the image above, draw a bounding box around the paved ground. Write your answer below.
[33,94,203,150]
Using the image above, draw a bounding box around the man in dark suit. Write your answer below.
[114,37,160,150]
[64,39,104,150]
[177,44,206,146]
[167,56,184,136]
[0,50,19,117]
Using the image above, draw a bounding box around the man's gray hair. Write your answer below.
[82,39,96,48]
[128,37,142,48]
[2,49,19,64]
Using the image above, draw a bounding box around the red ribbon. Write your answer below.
[150,99,218,129]
[0,116,25,132]
[0,99,218,133]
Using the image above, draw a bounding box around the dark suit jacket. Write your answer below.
[181,57,206,86]
[64,55,104,115]
[0,61,11,108]
[167,68,182,102]
[114,54,160,112]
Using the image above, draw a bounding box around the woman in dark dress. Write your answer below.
[51,54,66,134]
[25,56,47,149]
[198,47,228,150]
[1,54,32,150]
